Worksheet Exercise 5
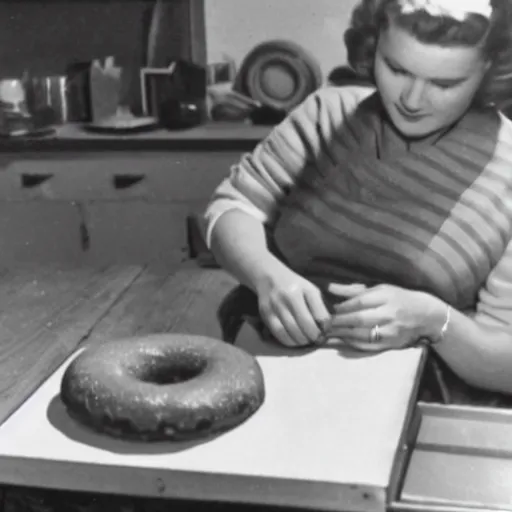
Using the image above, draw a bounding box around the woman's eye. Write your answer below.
[433,82,454,90]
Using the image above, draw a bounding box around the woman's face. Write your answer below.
[374,19,490,139]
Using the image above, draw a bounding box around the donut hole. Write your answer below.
[131,353,207,385]
[142,365,200,385]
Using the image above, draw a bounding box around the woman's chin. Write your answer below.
[390,115,441,141]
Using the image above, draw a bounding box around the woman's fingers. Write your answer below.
[303,287,332,330]
[266,315,300,347]
[265,297,314,347]
[326,316,391,344]
[331,325,395,352]
[333,292,385,314]
[279,308,311,346]
[276,287,331,344]
[328,283,367,298]
[330,306,390,329]
[260,277,346,348]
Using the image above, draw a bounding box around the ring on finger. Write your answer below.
[369,324,382,343]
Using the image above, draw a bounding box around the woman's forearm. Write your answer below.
[209,209,289,293]
[427,297,512,394]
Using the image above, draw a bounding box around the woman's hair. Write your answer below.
[344,0,512,106]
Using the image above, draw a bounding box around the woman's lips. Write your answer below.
[395,104,427,122]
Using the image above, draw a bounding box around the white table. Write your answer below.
[0,324,424,512]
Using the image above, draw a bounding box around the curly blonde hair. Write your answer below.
[344,0,512,107]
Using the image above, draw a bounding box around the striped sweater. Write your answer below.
[204,86,512,331]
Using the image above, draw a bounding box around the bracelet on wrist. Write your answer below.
[429,304,451,346]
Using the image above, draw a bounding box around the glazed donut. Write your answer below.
[60,334,265,442]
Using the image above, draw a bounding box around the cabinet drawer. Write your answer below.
[0,152,243,202]
[82,201,198,267]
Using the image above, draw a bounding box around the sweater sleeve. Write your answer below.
[475,239,512,331]
[473,113,512,332]
[202,86,374,248]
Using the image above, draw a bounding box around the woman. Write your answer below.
[204,0,512,405]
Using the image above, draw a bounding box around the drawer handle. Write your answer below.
[21,173,54,189]
[112,174,146,190]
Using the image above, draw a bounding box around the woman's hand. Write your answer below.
[256,268,334,347]
[325,283,445,351]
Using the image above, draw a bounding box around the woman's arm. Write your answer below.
[209,209,289,294]
[427,243,512,394]
[206,105,314,292]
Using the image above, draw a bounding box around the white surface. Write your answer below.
[0,326,423,510]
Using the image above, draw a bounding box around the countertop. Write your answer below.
[0,122,272,153]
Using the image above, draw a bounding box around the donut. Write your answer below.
[60,334,265,442]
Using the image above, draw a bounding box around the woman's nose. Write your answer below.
[400,79,426,112]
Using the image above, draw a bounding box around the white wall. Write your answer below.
[205,0,360,79]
